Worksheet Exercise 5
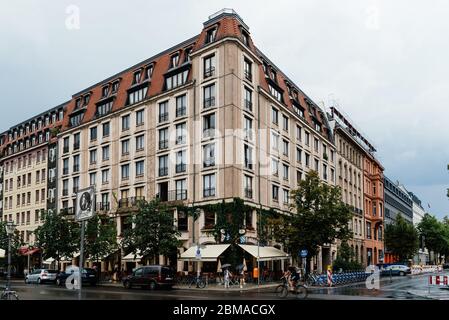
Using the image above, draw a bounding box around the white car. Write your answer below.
[25,269,58,284]
[382,265,411,276]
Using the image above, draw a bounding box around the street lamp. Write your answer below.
[5,221,16,291]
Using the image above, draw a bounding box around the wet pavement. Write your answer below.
[1,271,448,300]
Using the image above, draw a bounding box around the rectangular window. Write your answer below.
[102,122,110,137]
[314,159,319,172]
[170,54,179,68]
[102,145,110,161]
[296,148,302,163]
[164,70,188,91]
[282,140,289,156]
[121,139,129,155]
[305,132,310,146]
[323,164,328,180]
[271,159,279,176]
[283,164,289,181]
[102,169,109,184]
[244,144,253,170]
[136,160,144,177]
[205,28,217,43]
[203,54,215,78]
[73,155,80,172]
[89,172,96,186]
[203,113,216,138]
[96,100,113,117]
[282,115,289,131]
[122,115,130,131]
[63,137,69,153]
[121,164,130,180]
[159,128,168,150]
[176,123,187,145]
[176,95,187,117]
[203,174,216,197]
[244,87,252,111]
[272,107,279,125]
[176,150,187,173]
[89,149,97,164]
[73,177,79,193]
[305,153,310,167]
[314,138,319,152]
[136,109,144,126]
[158,155,168,177]
[158,101,169,123]
[244,116,252,140]
[90,127,97,141]
[203,84,216,108]
[63,158,69,175]
[132,70,141,85]
[283,189,289,204]
[244,58,252,81]
[272,185,279,202]
[271,132,279,150]
[136,135,144,151]
[175,179,187,200]
[73,133,80,150]
[203,143,215,167]
[244,175,253,198]
[127,86,148,105]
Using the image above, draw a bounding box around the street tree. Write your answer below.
[34,210,80,270]
[285,170,353,272]
[121,199,181,264]
[417,213,449,264]
[84,215,118,265]
[384,214,419,262]
[0,220,23,266]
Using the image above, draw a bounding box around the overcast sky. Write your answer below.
[1,1,448,218]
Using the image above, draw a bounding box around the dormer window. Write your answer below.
[184,48,192,62]
[111,81,119,93]
[206,27,217,44]
[242,30,249,46]
[102,85,109,98]
[144,65,154,80]
[133,71,141,85]
[83,94,90,106]
[170,54,179,69]
[270,68,276,81]
[75,98,82,109]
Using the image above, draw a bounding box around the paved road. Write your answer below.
[1,272,448,300]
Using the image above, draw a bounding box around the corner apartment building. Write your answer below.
[363,152,384,266]
[0,104,65,249]
[383,177,413,263]
[327,107,367,265]
[56,9,336,272]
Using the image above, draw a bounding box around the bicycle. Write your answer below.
[1,289,19,300]
[188,275,206,289]
[275,276,308,299]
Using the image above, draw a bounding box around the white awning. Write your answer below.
[179,244,230,262]
[122,251,143,262]
[238,244,290,261]
[0,249,5,258]
[43,258,55,264]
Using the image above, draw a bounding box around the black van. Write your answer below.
[122,265,175,290]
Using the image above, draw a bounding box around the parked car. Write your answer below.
[122,265,175,290]
[25,269,59,284]
[380,264,411,276]
[56,267,98,286]
[442,263,449,270]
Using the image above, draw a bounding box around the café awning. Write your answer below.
[238,244,290,261]
[179,244,230,262]
[18,247,40,256]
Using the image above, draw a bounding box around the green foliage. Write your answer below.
[385,214,419,262]
[417,213,449,263]
[85,215,118,262]
[332,242,363,272]
[0,221,23,265]
[34,210,79,266]
[287,170,353,265]
[121,199,181,262]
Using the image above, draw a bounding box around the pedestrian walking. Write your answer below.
[224,268,231,289]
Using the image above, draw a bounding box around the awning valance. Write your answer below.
[179,244,230,262]
[18,247,40,256]
[238,244,290,261]
[122,251,143,262]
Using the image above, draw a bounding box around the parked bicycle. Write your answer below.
[275,276,308,299]
[188,275,206,289]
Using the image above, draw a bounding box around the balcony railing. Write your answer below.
[176,163,186,173]
[203,158,215,168]
[73,142,80,150]
[61,207,74,215]
[156,190,187,202]
[63,146,69,154]
[73,165,79,172]
[73,187,79,194]
[244,71,252,82]
[244,99,252,111]
[244,188,253,198]
[203,188,216,198]
[96,202,110,211]
[159,112,169,123]
[203,97,216,108]
[159,167,168,177]
[204,67,215,78]
[176,136,186,145]
[203,129,215,139]
[62,189,68,197]
[159,140,168,150]
[176,107,186,117]
[118,196,145,208]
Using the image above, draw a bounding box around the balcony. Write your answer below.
[159,112,169,123]
[244,188,253,199]
[156,190,187,202]
[159,140,168,150]
[176,163,186,173]
[203,97,216,109]
[204,67,215,78]
[158,167,168,177]
[203,188,215,198]
[203,158,215,168]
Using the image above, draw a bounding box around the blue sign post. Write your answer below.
[300,249,308,258]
